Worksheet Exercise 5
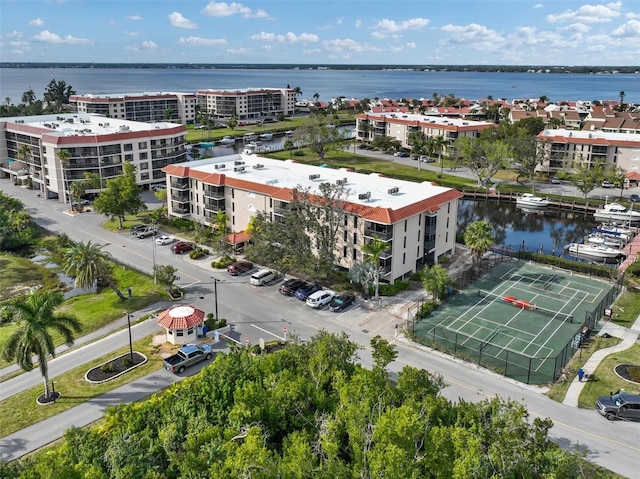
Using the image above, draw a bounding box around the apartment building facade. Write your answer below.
[196,88,296,120]
[0,113,187,202]
[536,128,640,176]
[356,112,495,155]
[70,92,197,125]
[163,155,462,283]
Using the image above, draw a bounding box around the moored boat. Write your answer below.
[566,242,626,261]
[593,203,640,224]
[515,193,551,208]
[218,136,235,146]
[586,233,626,249]
[259,131,273,141]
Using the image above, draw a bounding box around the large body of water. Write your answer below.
[1,67,638,105]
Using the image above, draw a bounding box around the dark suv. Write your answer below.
[227,261,253,276]
[279,279,307,296]
[595,391,640,420]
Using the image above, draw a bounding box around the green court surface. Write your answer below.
[413,261,616,384]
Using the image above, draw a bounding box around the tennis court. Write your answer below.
[413,261,616,384]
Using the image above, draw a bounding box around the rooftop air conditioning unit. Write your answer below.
[309,174,321,180]
[234,160,245,166]
[387,187,400,195]
[214,164,226,170]
[253,164,264,169]
[358,192,372,201]
[336,179,346,186]
[234,166,245,172]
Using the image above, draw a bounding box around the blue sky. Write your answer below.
[1,0,639,65]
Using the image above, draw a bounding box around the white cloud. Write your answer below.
[32,30,93,45]
[533,3,544,8]
[123,31,139,37]
[250,31,319,44]
[612,19,640,37]
[179,36,227,46]
[29,18,44,27]
[168,12,197,30]
[559,23,591,33]
[355,19,362,29]
[440,23,504,50]
[322,38,380,53]
[546,2,622,23]
[371,18,429,38]
[627,12,640,19]
[226,47,253,54]
[201,1,269,19]
[125,15,142,21]
[125,40,157,51]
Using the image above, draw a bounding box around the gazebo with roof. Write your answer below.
[156,305,206,345]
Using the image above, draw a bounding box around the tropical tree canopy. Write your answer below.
[92,162,146,229]
[464,220,495,263]
[1,332,602,477]
[0,190,36,251]
[293,113,345,161]
[1,289,80,399]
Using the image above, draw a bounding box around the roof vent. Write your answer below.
[234,166,246,173]
[253,164,264,170]
[336,179,346,186]
[234,160,245,166]
[309,174,321,180]
[358,192,371,201]
[214,164,226,170]
[387,187,400,195]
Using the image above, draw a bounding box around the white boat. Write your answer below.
[593,203,640,224]
[515,193,551,208]
[597,223,633,240]
[285,130,293,136]
[259,131,273,141]
[566,242,626,261]
[585,234,626,249]
[243,133,257,143]
[218,136,235,146]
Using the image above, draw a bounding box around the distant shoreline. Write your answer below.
[1,63,638,74]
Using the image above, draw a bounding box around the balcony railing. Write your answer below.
[170,194,190,202]
[364,228,393,241]
[170,180,189,190]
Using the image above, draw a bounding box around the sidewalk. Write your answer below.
[562,314,640,407]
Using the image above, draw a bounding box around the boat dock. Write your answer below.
[463,190,599,214]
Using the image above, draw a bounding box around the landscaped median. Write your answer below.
[0,334,175,438]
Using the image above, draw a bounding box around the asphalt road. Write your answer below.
[0,176,639,476]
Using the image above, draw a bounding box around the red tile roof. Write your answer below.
[157,305,205,329]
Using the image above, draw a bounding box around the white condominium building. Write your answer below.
[356,112,495,155]
[0,113,187,202]
[163,155,462,283]
[196,88,296,120]
[70,92,197,125]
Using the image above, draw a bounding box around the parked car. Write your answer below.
[150,184,166,192]
[420,156,435,163]
[397,152,410,158]
[130,224,148,234]
[279,278,308,296]
[294,283,322,301]
[601,181,614,188]
[227,261,253,276]
[631,194,640,202]
[329,293,356,312]
[163,344,213,374]
[551,177,562,184]
[136,227,158,238]
[250,268,276,286]
[595,391,640,420]
[155,235,176,245]
[306,289,336,308]
[171,241,194,254]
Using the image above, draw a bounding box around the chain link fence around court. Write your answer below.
[407,257,623,384]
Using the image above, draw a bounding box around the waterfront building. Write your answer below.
[196,88,296,120]
[355,112,494,155]
[0,113,187,202]
[69,92,197,124]
[536,128,640,179]
[163,155,462,283]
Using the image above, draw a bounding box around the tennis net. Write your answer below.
[477,289,574,324]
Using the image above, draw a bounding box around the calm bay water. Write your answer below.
[1,67,638,105]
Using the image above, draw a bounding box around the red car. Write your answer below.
[226,261,253,275]
[171,241,194,254]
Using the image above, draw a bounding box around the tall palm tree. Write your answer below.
[17,144,32,187]
[1,289,80,401]
[293,86,302,102]
[363,234,388,302]
[62,240,127,300]
[265,92,274,115]
[463,221,494,264]
[313,92,320,105]
[430,135,446,175]
[56,148,72,206]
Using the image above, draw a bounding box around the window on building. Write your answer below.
[140,162,148,170]
[176,330,184,337]
[353,233,357,244]
[403,253,406,264]
[354,216,358,228]
[124,144,133,151]
[446,218,449,228]
[125,154,133,161]
[343,246,347,257]
[138,141,147,149]
[187,327,194,335]
[403,237,406,248]
[446,232,449,243]
[353,248,357,260]
[418,215,421,225]
[140,152,148,160]
[404,220,407,232]
[344,214,348,226]
[141,172,149,180]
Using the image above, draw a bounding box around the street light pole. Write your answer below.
[124,312,134,360]
[152,223,157,284]
[214,278,219,321]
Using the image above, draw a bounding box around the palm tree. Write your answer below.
[17,144,32,187]
[463,221,494,264]
[21,87,36,105]
[265,92,274,115]
[313,92,320,105]
[56,148,72,207]
[62,240,127,300]
[431,135,446,175]
[363,234,388,302]
[293,86,302,102]
[1,289,81,401]
[163,107,175,121]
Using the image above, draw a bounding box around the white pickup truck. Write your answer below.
[163,344,213,374]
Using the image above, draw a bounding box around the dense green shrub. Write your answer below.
[211,255,235,269]
[167,218,192,231]
[189,248,209,259]
[374,280,411,296]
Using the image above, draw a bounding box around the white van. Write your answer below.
[306,289,335,308]
[250,268,276,286]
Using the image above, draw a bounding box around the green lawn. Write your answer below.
[0,333,171,437]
